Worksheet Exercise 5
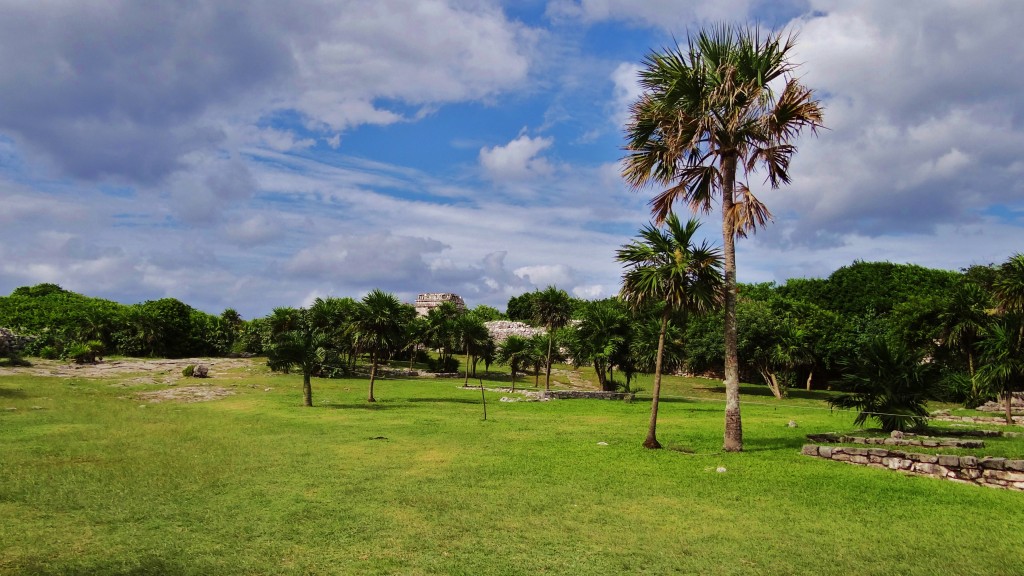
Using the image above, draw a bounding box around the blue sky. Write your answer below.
[1,0,1022,318]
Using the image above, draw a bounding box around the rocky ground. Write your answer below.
[2,357,257,386]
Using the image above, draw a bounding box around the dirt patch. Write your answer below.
[1,357,258,384]
[138,386,236,403]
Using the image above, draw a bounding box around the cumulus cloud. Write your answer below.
[479,132,555,180]
[610,62,642,128]
[761,0,1024,246]
[0,0,536,186]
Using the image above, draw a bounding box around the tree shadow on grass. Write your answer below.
[735,434,810,453]
[406,398,482,405]
[319,402,404,411]
[0,387,26,398]
[695,385,836,402]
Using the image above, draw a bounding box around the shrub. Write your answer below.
[38,346,59,360]
[182,365,195,378]
[65,342,96,364]
[828,337,931,432]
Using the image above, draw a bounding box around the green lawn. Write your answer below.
[2,361,1022,575]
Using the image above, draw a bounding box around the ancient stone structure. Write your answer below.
[484,320,545,343]
[976,392,1024,414]
[801,444,1024,491]
[414,293,465,317]
[0,327,33,359]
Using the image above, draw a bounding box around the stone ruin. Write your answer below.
[484,320,545,344]
[414,293,466,317]
[976,392,1024,415]
[0,327,34,360]
[801,444,1024,491]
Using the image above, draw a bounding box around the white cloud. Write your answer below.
[545,0,756,28]
[479,132,555,180]
[610,62,642,128]
[513,264,576,288]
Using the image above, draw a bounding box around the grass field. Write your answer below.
[2,360,1023,575]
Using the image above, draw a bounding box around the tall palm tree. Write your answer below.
[980,254,1024,423]
[938,282,992,402]
[623,25,823,451]
[532,286,573,391]
[617,214,723,449]
[977,316,1024,425]
[353,290,411,402]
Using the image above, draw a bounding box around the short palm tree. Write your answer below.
[532,286,573,391]
[497,335,531,392]
[829,337,931,433]
[353,290,411,402]
[623,25,823,451]
[617,214,723,449]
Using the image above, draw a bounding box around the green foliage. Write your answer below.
[505,292,538,323]
[469,304,505,322]
[38,345,59,360]
[182,364,195,378]
[977,315,1024,422]
[780,261,959,317]
[829,338,932,432]
[563,299,630,391]
[426,355,460,373]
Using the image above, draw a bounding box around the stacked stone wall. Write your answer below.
[805,433,984,449]
[801,445,1024,491]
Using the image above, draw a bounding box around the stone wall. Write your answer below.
[484,320,545,344]
[801,444,1024,491]
[930,412,1024,426]
[414,293,466,317]
[805,433,984,449]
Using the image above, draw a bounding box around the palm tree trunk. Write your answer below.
[480,377,487,420]
[805,369,814,391]
[1007,390,1013,425]
[368,352,377,402]
[510,367,516,392]
[302,367,313,407]
[721,152,743,452]
[545,331,554,391]
[644,309,670,449]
